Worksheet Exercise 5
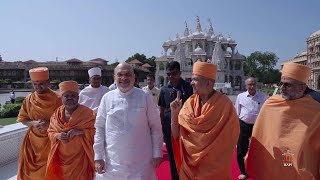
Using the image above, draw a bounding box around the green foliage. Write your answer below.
[125,53,156,73]
[0,104,21,118]
[110,62,120,67]
[244,51,279,84]
[15,96,25,104]
[126,53,147,63]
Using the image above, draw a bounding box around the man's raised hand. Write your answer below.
[170,91,182,115]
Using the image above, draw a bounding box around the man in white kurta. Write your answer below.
[94,63,163,180]
[79,67,109,113]
[142,74,160,106]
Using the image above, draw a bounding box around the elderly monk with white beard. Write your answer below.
[246,62,320,180]
[46,81,96,180]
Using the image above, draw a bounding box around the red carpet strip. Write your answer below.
[156,146,255,180]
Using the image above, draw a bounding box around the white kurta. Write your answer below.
[142,86,160,106]
[94,87,163,180]
[78,85,109,113]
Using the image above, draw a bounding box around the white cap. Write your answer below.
[88,67,101,78]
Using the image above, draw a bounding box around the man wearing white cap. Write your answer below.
[79,67,109,113]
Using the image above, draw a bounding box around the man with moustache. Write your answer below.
[234,77,268,179]
[94,63,163,180]
[17,67,62,180]
[158,61,193,179]
[142,74,160,106]
[46,81,95,180]
[79,67,109,113]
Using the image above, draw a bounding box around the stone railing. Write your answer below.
[0,123,27,167]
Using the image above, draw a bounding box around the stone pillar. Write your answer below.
[233,60,236,70]
[241,61,244,71]
[227,59,230,82]
[164,76,168,86]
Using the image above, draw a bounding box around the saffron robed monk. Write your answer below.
[171,62,240,179]
[17,67,62,180]
[45,81,96,180]
[246,62,320,180]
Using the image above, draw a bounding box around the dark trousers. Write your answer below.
[164,133,179,180]
[237,120,254,175]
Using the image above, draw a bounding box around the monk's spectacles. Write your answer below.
[279,82,304,88]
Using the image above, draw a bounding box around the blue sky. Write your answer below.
[1,0,319,68]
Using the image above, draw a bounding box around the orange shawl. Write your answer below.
[172,92,240,180]
[17,89,62,180]
[246,95,320,180]
[46,105,96,180]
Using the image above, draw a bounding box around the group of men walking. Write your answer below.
[16,60,320,180]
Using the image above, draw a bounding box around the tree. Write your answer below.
[263,69,281,84]
[110,62,120,67]
[125,53,157,73]
[244,51,279,84]
[126,53,147,63]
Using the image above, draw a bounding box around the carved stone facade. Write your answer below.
[155,17,246,90]
[282,30,320,89]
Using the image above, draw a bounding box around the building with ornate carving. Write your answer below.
[282,30,320,89]
[155,16,246,90]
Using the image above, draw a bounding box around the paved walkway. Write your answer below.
[0,161,18,180]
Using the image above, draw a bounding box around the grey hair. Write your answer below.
[245,77,256,85]
[114,63,134,75]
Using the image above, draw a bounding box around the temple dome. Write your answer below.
[310,30,320,37]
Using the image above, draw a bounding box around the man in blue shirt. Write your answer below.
[158,61,193,179]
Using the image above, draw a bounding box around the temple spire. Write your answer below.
[184,21,189,36]
[196,16,202,32]
[208,18,214,36]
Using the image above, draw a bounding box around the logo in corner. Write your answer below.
[282,149,294,167]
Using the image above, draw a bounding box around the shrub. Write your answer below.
[15,96,25,104]
[0,104,22,118]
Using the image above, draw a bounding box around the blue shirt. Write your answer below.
[158,78,193,136]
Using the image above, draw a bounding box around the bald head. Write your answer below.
[245,77,257,96]
[245,77,256,85]
[114,63,135,93]
[114,63,134,75]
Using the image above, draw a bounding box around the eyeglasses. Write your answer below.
[279,82,304,88]
[166,71,179,77]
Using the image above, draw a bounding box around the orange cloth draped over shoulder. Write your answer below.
[172,92,240,179]
[246,95,320,180]
[17,89,62,180]
[46,105,96,180]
